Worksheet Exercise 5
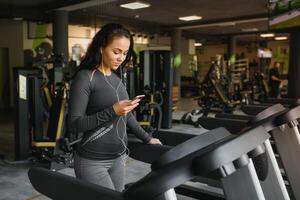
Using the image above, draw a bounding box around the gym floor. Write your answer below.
[0,97,200,200]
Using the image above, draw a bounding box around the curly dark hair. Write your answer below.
[78,23,134,71]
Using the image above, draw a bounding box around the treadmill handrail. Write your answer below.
[194,126,270,175]
[274,105,300,126]
[247,104,286,125]
[151,127,231,170]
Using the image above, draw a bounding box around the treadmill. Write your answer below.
[29,125,275,200]
[201,104,300,199]
[130,104,290,200]
[241,98,300,116]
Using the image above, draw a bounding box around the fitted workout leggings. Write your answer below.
[74,153,126,192]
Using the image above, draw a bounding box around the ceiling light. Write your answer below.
[218,22,236,27]
[177,17,267,29]
[260,33,275,38]
[120,1,150,10]
[194,43,202,47]
[275,36,288,41]
[179,15,202,21]
[241,28,259,32]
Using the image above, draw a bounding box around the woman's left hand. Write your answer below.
[148,138,162,145]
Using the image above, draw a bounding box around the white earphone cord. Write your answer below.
[102,64,130,165]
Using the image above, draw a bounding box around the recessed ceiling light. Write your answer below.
[179,15,202,21]
[194,43,202,47]
[120,1,150,10]
[275,36,288,41]
[218,22,236,27]
[241,28,259,32]
[260,33,275,38]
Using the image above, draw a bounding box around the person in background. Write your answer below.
[269,61,282,98]
[68,23,162,192]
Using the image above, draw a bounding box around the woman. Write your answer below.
[68,23,161,192]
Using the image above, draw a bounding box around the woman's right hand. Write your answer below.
[113,99,140,116]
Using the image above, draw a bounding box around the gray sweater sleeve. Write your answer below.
[68,70,118,133]
[127,112,152,143]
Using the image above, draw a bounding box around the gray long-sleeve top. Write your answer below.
[68,69,151,160]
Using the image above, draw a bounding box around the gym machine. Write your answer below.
[131,104,292,200]
[13,56,71,169]
[181,59,241,125]
[14,67,45,160]
[271,106,300,200]
[184,104,300,199]
[135,50,173,129]
[241,98,300,116]
[197,104,286,133]
[29,125,274,200]
[199,60,240,115]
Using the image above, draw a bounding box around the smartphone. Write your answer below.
[132,95,145,101]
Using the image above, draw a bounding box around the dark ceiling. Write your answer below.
[0,0,272,42]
